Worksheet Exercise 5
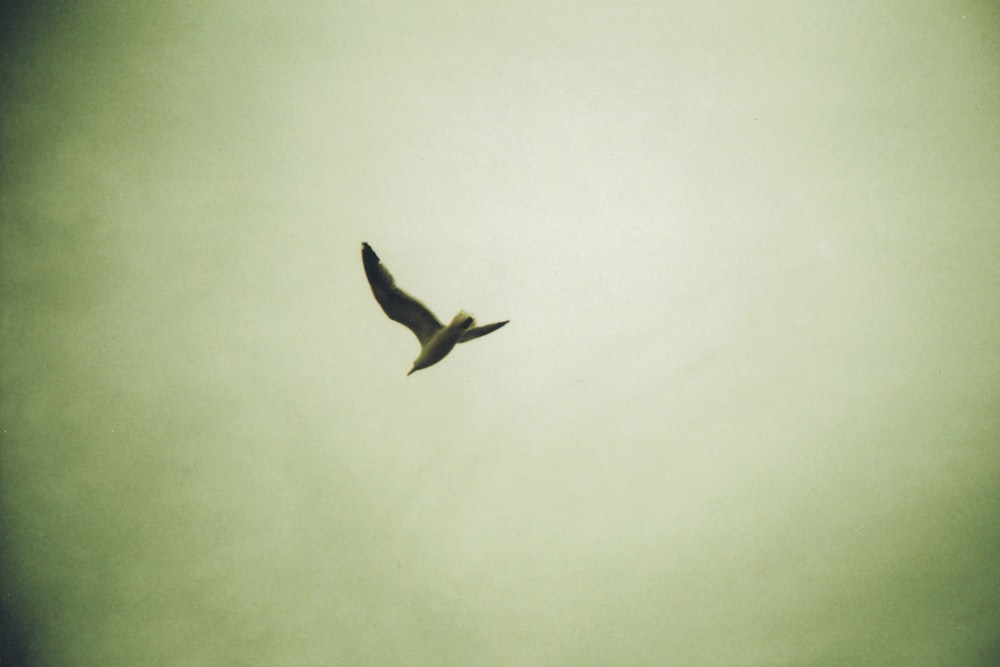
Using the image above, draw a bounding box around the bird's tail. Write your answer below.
[449,310,475,329]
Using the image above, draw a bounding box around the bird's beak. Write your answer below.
[407,368,415,376]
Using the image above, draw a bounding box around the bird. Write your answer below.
[361,242,509,375]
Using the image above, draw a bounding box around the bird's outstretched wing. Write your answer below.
[362,243,442,345]
[458,320,510,343]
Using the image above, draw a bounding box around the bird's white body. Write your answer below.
[408,311,474,375]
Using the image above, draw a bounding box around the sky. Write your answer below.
[2,2,999,665]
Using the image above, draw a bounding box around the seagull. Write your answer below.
[362,242,509,375]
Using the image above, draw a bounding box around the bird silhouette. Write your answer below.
[362,242,509,375]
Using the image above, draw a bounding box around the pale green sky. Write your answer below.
[2,2,999,665]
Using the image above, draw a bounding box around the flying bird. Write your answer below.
[362,242,509,375]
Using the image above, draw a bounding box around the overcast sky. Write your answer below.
[2,2,999,665]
